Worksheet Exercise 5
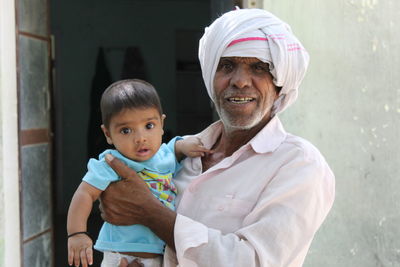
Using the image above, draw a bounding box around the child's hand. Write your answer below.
[68,233,93,267]
[176,136,213,159]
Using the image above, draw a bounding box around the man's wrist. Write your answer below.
[144,201,177,250]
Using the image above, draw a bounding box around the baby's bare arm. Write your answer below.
[175,136,213,161]
[67,182,102,267]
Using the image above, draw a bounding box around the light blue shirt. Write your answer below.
[83,137,181,253]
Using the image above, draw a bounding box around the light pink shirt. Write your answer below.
[163,116,335,267]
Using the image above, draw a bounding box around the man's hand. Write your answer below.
[67,234,93,267]
[100,153,177,250]
[119,258,144,267]
[99,154,161,226]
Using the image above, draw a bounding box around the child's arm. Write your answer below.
[67,182,102,267]
[174,136,213,161]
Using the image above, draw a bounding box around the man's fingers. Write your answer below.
[119,257,129,267]
[130,259,144,267]
[105,154,136,179]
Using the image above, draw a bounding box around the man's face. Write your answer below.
[213,57,279,131]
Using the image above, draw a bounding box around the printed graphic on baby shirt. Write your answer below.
[138,169,177,209]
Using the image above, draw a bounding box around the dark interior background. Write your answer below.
[51,0,238,265]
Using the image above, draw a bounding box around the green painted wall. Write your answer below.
[264,0,400,266]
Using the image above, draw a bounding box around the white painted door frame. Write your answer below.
[0,0,21,266]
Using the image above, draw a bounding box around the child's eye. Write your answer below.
[146,123,155,129]
[120,128,131,134]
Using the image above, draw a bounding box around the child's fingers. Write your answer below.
[86,247,93,265]
[73,248,81,267]
[68,249,74,266]
[195,145,214,154]
[80,248,88,267]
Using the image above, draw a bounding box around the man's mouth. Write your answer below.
[227,97,255,104]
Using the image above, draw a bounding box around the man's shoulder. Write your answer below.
[280,133,326,163]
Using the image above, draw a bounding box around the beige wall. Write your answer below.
[264,0,400,266]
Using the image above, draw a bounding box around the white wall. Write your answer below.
[264,0,400,266]
[0,0,21,266]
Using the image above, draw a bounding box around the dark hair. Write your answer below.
[100,79,163,128]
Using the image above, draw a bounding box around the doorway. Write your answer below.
[50,1,217,266]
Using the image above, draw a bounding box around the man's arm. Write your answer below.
[100,154,177,250]
[101,152,335,266]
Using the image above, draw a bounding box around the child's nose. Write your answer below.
[134,134,146,144]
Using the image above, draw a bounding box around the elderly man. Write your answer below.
[101,8,335,267]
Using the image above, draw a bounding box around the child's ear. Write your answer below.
[101,124,113,145]
[161,114,166,135]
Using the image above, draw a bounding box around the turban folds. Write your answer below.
[198,8,310,114]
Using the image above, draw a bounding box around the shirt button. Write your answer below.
[189,186,196,193]
[218,205,224,211]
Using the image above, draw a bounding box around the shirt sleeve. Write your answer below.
[169,152,335,267]
[82,158,120,191]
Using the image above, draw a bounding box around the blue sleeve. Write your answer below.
[82,158,120,191]
[166,136,183,174]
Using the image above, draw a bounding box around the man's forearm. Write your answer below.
[144,202,177,251]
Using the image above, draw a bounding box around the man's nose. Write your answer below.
[230,66,252,89]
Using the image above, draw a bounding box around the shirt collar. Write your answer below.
[249,116,287,153]
[196,116,287,154]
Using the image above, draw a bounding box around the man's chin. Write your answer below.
[222,118,259,131]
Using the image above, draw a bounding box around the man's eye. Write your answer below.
[120,128,131,134]
[146,123,155,129]
[217,61,233,72]
[253,63,269,73]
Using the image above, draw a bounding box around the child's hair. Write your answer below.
[100,79,163,128]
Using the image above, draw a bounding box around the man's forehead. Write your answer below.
[219,57,264,63]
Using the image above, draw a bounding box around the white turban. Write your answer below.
[198,8,310,114]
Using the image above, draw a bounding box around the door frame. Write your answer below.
[0,0,22,266]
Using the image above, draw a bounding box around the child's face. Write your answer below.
[101,107,165,162]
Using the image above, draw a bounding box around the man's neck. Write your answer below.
[202,117,273,172]
[217,122,265,156]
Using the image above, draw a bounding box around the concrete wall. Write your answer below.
[263,0,400,266]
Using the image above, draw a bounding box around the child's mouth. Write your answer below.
[137,148,150,156]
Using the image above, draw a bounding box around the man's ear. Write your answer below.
[101,124,113,145]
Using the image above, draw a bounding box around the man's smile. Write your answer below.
[227,97,255,103]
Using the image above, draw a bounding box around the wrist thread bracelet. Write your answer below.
[68,231,90,239]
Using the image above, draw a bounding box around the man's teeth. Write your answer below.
[228,97,254,103]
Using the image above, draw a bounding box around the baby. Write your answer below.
[67,79,210,267]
